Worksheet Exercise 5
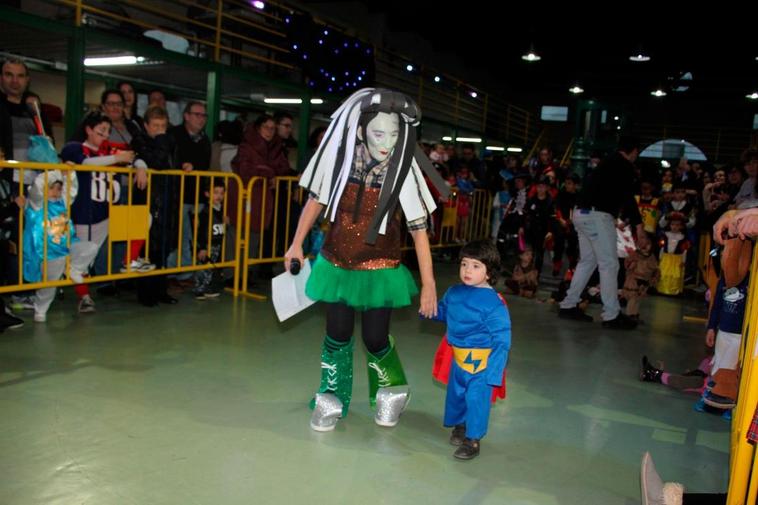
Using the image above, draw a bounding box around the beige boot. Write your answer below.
[641,452,684,505]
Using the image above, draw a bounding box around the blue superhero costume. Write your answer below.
[431,284,511,440]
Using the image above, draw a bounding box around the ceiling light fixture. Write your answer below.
[629,45,651,62]
[569,85,584,94]
[84,56,145,66]
[263,98,324,104]
[521,43,541,62]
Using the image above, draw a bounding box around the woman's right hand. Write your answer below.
[284,243,305,272]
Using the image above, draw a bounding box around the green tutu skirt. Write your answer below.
[306,255,418,310]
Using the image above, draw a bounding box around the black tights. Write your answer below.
[326,303,392,355]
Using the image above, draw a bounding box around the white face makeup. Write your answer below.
[362,112,399,162]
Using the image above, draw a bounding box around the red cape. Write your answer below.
[431,294,508,403]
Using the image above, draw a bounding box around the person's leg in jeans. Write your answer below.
[560,212,598,310]
[592,212,621,321]
[167,203,204,280]
[181,203,205,268]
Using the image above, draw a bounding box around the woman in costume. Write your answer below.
[284,88,449,431]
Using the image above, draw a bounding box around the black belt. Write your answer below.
[576,206,597,213]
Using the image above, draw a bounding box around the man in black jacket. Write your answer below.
[1,59,46,187]
[167,101,211,279]
[558,137,644,330]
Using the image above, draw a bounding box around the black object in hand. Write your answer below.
[290,259,301,275]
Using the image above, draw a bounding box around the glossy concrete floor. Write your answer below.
[0,264,729,505]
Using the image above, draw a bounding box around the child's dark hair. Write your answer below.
[212,179,226,190]
[70,112,111,142]
[459,239,501,284]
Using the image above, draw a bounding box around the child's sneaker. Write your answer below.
[203,290,221,299]
[453,438,480,460]
[33,312,47,323]
[449,424,466,446]
[120,258,156,273]
[194,290,207,300]
[78,295,96,313]
[10,295,35,311]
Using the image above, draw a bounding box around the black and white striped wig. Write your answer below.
[302,88,448,244]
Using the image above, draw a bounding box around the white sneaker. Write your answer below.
[120,258,156,273]
[78,295,96,313]
[34,312,47,322]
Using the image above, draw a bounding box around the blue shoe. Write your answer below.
[694,398,706,412]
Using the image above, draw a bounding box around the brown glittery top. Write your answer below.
[320,182,403,270]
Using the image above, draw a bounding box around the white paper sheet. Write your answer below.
[271,260,316,322]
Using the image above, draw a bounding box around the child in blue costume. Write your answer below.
[426,239,511,460]
[23,170,99,322]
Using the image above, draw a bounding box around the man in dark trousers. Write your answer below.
[558,137,643,330]
[167,101,211,279]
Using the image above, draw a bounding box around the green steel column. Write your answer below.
[297,90,312,171]
[64,29,85,140]
[206,66,221,141]
[570,99,591,177]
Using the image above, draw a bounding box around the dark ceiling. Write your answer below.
[376,4,757,101]
[312,2,758,124]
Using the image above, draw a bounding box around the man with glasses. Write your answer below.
[167,101,211,281]
[273,111,295,166]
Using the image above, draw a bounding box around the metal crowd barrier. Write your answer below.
[0,161,243,296]
[238,176,492,299]
[726,242,758,504]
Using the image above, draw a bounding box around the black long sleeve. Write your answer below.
[578,152,642,226]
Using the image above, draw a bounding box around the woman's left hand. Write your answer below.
[418,283,437,318]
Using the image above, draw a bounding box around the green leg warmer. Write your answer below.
[366,336,408,407]
[310,336,354,417]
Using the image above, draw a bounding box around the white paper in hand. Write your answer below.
[272,260,316,322]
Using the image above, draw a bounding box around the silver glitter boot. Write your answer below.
[374,385,410,427]
[310,393,344,432]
